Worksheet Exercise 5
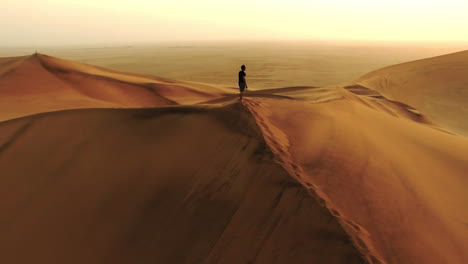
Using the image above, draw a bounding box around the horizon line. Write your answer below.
[2,38,468,49]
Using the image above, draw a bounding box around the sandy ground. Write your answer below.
[0,50,467,263]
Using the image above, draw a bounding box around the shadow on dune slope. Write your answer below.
[0,102,363,264]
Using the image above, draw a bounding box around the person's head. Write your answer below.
[241,65,246,71]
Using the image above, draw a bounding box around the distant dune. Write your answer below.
[353,50,468,136]
[0,53,229,121]
[0,52,467,264]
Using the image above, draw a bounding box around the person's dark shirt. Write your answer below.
[238,70,246,84]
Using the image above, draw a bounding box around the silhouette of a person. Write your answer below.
[238,65,248,101]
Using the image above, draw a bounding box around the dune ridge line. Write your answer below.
[243,98,385,264]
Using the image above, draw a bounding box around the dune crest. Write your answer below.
[243,97,468,264]
[0,54,230,121]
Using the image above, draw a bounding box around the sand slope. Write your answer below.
[0,104,362,264]
[352,50,468,136]
[244,97,468,264]
[0,54,229,121]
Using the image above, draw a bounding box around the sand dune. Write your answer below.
[243,97,468,264]
[352,50,468,136]
[0,52,467,263]
[0,54,229,121]
[0,104,362,264]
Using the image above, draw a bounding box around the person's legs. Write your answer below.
[239,83,246,101]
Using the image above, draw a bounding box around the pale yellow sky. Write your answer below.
[3,0,468,46]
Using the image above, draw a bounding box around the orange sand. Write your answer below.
[0,54,229,121]
[352,50,468,136]
[0,52,467,264]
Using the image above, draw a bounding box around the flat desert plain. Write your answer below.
[1,41,466,88]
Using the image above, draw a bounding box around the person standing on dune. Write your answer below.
[238,65,248,101]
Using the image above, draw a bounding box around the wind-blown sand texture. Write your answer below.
[352,50,468,136]
[0,52,467,264]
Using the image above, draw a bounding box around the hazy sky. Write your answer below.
[3,0,468,46]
